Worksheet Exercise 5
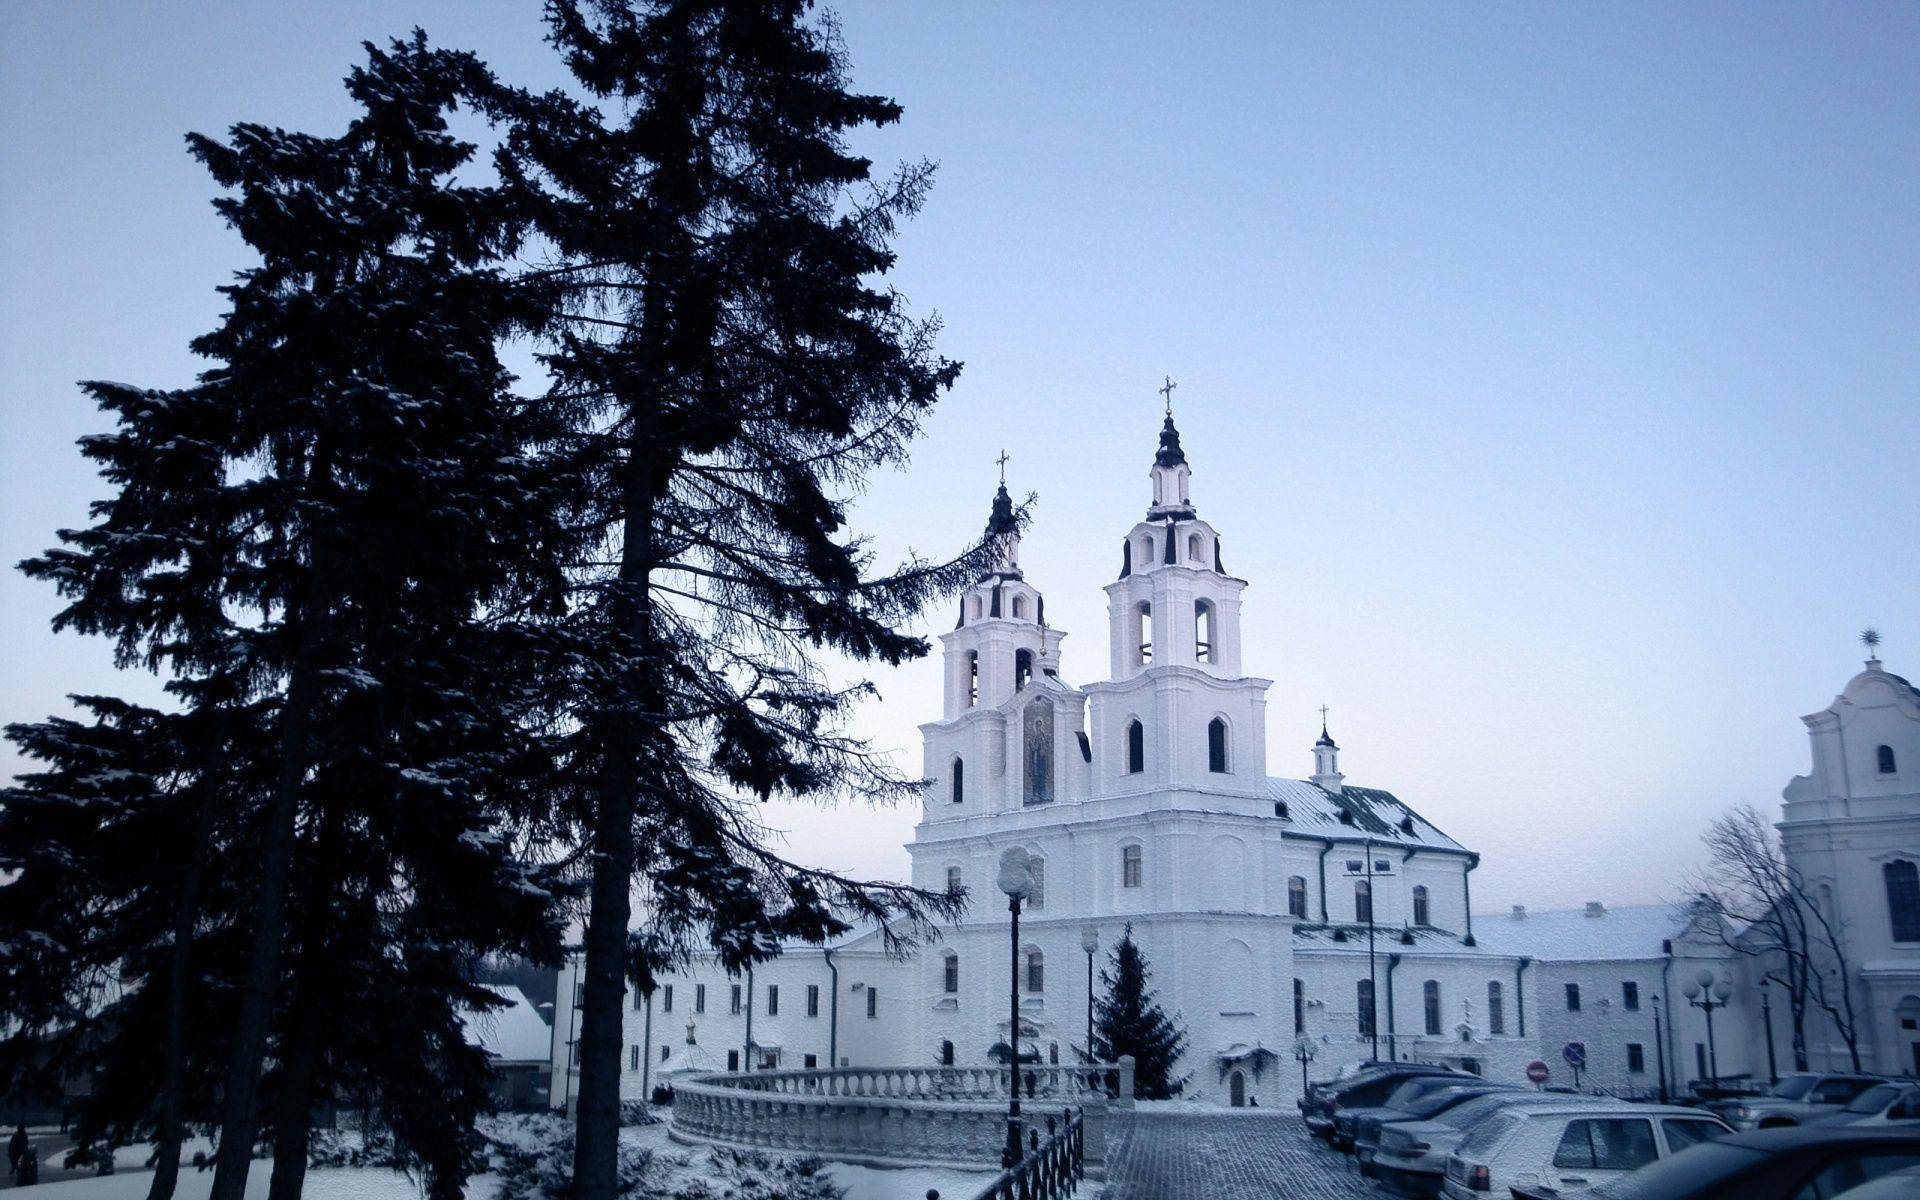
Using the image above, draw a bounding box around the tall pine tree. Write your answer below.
[490,3,992,1196]
[8,32,573,1200]
[1092,925,1190,1099]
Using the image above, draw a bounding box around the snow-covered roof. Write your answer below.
[462,987,553,1064]
[659,1040,725,1076]
[1467,903,1695,962]
[1293,922,1487,957]
[1269,778,1469,854]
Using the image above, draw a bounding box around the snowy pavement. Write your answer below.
[1097,1111,1376,1200]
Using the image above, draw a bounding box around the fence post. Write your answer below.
[1113,1056,1136,1111]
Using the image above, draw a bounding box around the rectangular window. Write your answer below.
[1695,1043,1707,1081]
[1028,858,1045,909]
[731,984,742,1015]
[629,1045,640,1071]
[695,983,706,1014]
[574,983,585,1009]
[807,984,820,1017]
[726,1049,739,1072]
[947,866,962,894]
[1424,980,1442,1036]
[663,984,673,1013]
[1293,978,1305,1035]
[767,985,779,1015]
[1357,979,1376,1037]
[1488,981,1505,1036]
[1627,1043,1645,1074]
[1622,981,1640,1012]
[660,1044,669,1062]
[1565,983,1581,1012]
[867,987,878,1019]
[1122,845,1142,888]
[570,1040,579,1066]
[804,1054,818,1069]
[1355,880,1373,924]
[634,989,644,1011]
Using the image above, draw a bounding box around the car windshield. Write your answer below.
[1407,1089,1490,1118]
[1588,1142,1769,1199]
[1847,1085,1902,1114]
[1771,1075,1819,1100]
[1457,1109,1524,1157]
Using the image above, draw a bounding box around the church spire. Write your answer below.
[1147,380,1195,518]
[981,463,1021,579]
[1311,707,1344,792]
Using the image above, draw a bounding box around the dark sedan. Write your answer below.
[1515,1127,1920,1200]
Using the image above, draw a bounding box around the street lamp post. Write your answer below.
[997,848,1034,1170]
[1760,979,1779,1086]
[1682,968,1734,1086]
[1081,926,1100,1065]
[1293,1036,1316,1101]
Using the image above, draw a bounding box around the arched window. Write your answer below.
[1194,600,1214,663]
[1208,717,1229,773]
[1126,719,1145,774]
[965,652,978,707]
[943,952,959,994]
[1015,648,1033,692]
[1357,979,1376,1036]
[970,596,983,620]
[1887,861,1920,943]
[1121,844,1142,888]
[951,757,965,804]
[1027,857,1045,909]
[1424,980,1442,1035]
[940,1039,955,1066]
[1012,595,1026,620]
[1287,875,1309,919]
[1355,879,1373,923]
[1488,980,1505,1035]
[1026,949,1045,993]
[1138,535,1154,565]
[1188,532,1203,562]
[1881,745,1899,775]
[1137,601,1154,666]
[946,865,962,894]
[1413,885,1430,926]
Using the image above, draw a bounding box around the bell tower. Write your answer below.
[1084,398,1270,803]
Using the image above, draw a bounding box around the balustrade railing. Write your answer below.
[930,1108,1083,1200]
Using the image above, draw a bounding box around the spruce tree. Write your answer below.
[1092,924,1190,1099]
[491,4,991,1196]
[8,32,571,1200]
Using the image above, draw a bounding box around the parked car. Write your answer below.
[1439,1101,1730,1197]
[1350,1084,1524,1173]
[1372,1092,1601,1198]
[1833,1162,1920,1199]
[1516,1127,1920,1199]
[1301,1063,1466,1141]
[1708,1072,1886,1130]
[1801,1083,1920,1130]
[1332,1074,1496,1151]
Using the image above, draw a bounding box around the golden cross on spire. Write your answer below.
[1159,375,1177,417]
[996,448,1010,485]
[1319,704,1330,731]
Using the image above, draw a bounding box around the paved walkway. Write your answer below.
[1099,1111,1374,1200]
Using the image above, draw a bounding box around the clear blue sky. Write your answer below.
[4,1,1917,914]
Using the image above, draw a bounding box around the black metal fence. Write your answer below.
[931,1106,1083,1200]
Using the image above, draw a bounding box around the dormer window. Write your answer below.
[1880,745,1898,775]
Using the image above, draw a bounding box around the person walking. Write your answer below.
[8,1125,28,1178]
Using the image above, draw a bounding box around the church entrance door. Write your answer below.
[1228,1071,1246,1107]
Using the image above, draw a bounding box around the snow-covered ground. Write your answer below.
[17,1126,994,1200]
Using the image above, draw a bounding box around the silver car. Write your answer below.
[1711,1073,1885,1130]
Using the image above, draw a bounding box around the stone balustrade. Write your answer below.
[667,1059,1132,1173]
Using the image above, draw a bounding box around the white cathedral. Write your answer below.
[547,414,1920,1109]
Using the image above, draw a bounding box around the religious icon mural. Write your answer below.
[1023,698,1054,806]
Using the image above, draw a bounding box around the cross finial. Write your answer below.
[1863,627,1883,660]
[996,448,1009,485]
[1319,704,1330,733]
[1159,375,1177,417]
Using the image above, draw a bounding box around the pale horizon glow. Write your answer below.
[3,2,1917,920]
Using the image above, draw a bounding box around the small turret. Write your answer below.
[1311,711,1344,793]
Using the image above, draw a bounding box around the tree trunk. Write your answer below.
[264,995,318,1200]
[146,713,226,1200]
[209,522,334,1200]
[571,404,660,1200]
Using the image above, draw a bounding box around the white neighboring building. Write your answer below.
[1775,650,1920,1075]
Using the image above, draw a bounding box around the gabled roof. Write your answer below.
[1467,903,1697,962]
[462,987,552,1063]
[1268,777,1469,854]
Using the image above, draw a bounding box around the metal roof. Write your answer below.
[1268,777,1470,854]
